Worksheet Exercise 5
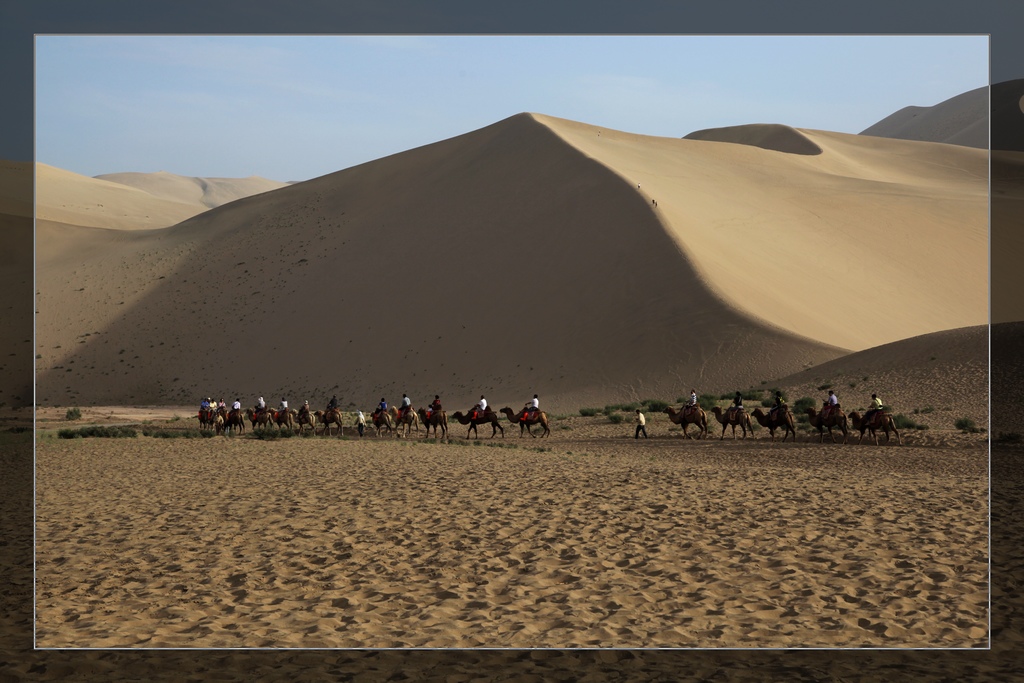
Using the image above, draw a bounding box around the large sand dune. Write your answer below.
[35,113,986,412]
[859,85,987,149]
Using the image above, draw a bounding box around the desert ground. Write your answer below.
[32,402,987,649]
[11,85,1015,676]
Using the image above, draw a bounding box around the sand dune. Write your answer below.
[683,123,822,155]
[859,85,987,149]
[35,112,986,412]
[35,163,289,231]
[95,170,289,210]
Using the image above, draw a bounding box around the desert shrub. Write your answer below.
[603,405,618,416]
[793,397,816,413]
[579,407,599,417]
[58,426,136,439]
[698,394,720,409]
[608,414,625,424]
[817,383,832,391]
[65,407,82,421]
[955,417,979,433]
[642,399,669,413]
[892,414,920,430]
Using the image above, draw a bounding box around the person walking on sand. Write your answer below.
[356,410,366,437]
[635,409,648,439]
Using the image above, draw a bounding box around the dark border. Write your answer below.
[3,1,1020,679]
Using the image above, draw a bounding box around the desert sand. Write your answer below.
[17,96,1004,672]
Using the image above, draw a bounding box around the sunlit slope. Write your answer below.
[538,114,987,351]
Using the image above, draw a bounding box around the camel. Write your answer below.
[805,405,849,444]
[213,413,226,435]
[849,411,902,446]
[246,407,276,431]
[315,408,344,436]
[451,409,505,439]
[372,409,395,437]
[710,406,754,440]
[296,408,317,434]
[197,408,217,430]
[417,407,448,440]
[500,407,550,438]
[663,405,708,439]
[274,408,296,433]
[388,406,420,437]
[221,408,246,435]
[751,407,796,443]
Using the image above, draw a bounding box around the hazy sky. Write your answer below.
[35,35,988,182]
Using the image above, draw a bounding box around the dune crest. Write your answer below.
[682,123,823,155]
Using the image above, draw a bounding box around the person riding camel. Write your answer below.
[473,395,487,420]
[686,389,698,415]
[375,398,388,420]
[768,391,786,420]
[400,393,412,420]
[327,395,338,412]
[729,391,744,418]
[523,394,539,421]
[822,390,838,420]
[427,395,442,419]
[256,396,266,415]
[278,397,288,419]
[864,393,883,426]
[232,398,241,412]
[299,400,310,417]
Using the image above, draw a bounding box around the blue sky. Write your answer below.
[35,35,988,182]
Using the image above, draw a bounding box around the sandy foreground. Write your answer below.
[34,411,988,649]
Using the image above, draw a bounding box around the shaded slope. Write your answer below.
[37,114,843,411]
[859,85,987,148]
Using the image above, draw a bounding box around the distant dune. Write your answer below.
[95,171,289,210]
[35,112,987,411]
[859,85,987,148]
[683,123,822,155]
[36,164,288,231]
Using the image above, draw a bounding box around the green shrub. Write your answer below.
[817,383,832,391]
[65,407,82,421]
[793,397,815,413]
[955,417,979,433]
[893,414,920,430]
[579,408,599,417]
[603,405,618,416]
[608,414,625,424]
[642,399,669,413]
[58,426,136,439]
[698,394,720,409]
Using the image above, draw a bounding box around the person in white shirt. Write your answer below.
[475,395,487,418]
[280,398,288,412]
[232,399,241,411]
[635,409,648,439]
[524,394,539,418]
[256,396,266,412]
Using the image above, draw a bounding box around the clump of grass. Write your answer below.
[955,417,981,433]
[142,428,209,439]
[608,414,625,424]
[793,397,816,413]
[817,383,832,391]
[58,425,137,439]
[698,394,720,409]
[893,414,921,430]
[641,399,669,412]
[579,407,599,417]
[64,407,81,421]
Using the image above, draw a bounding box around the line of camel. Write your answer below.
[198,400,900,445]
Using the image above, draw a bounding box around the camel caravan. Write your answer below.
[190,388,902,446]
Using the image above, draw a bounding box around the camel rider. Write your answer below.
[823,390,838,419]
[377,398,388,418]
[729,391,743,418]
[218,399,226,410]
[256,396,266,414]
[200,397,211,411]
[427,395,442,419]
[327,395,338,412]
[279,398,288,417]
[769,391,786,419]
[524,394,539,420]
[686,389,698,415]
[232,399,241,412]
[474,395,487,419]
[864,393,883,425]
[400,393,412,419]
[300,400,310,417]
